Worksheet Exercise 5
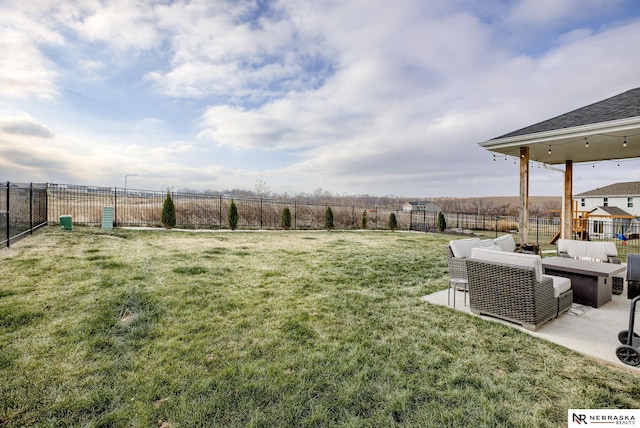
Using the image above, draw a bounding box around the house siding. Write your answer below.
[576,196,640,217]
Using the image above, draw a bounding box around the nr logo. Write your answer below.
[573,413,588,424]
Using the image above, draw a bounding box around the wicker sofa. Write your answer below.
[556,238,620,263]
[557,238,624,294]
[445,236,517,292]
[466,247,573,331]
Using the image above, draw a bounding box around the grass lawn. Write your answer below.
[1,227,639,427]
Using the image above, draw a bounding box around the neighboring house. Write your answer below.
[575,182,640,217]
[575,182,640,238]
[402,201,441,213]
[587,206,635,238]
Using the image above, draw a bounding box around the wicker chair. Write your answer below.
[465,258,565,331]
[445,245,468,307]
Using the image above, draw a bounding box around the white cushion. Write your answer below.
[543,274,572,298]
[602,242,618,257]
[493,234,516,252]
[556,238,572,254]
[484,245,504,252]
[470,247,543,282]
[587,242,616,260]
[479,239,496,247]
[449,238,481,258]
[557,239,616,261]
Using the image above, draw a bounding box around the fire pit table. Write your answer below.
[541,256,626,308]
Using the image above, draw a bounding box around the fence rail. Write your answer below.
[46,184,411,231]
[4,181,639,253]
[411,210,640,252]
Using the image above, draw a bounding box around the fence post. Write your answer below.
[6,182,10,248]
[45,183,49,227]
[375,207,378,229]
[29,183,33,234]
[352,205,355,229]
[114,187,117,227]
[294,201,297,230]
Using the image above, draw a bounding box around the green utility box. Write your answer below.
[59,215,73,230]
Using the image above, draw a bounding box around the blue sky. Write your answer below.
[3,0,640,197]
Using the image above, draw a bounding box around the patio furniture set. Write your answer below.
[445,236,626,331]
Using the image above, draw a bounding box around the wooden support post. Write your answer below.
[519,147,529,245]
[563,160,573,239]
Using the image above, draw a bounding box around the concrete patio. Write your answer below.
[422,281,640,372]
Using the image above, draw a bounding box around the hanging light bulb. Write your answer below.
[624,137,628,148]
[585,138,589,148]
[548,146,552,155]
[493,154,496,162]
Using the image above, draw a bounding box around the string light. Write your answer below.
[624,136,628,148]
[548,146,552,155]
[585,138,589,148]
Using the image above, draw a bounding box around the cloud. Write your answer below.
[0,30,59,99]
[2,0,640,197]
[0,115,54,138]
[147,0,332,100]
[67,0,162,52]
[507,0,624,24]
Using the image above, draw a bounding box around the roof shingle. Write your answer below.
[493,88,640,140]
[590,206,633,217]
[576,181,640,197]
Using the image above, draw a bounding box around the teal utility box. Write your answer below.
[59,215,73,230]
[102,207,114,230]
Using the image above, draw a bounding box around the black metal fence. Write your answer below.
[46,184,410,231]
[4,181,639,254]
[1,182,48,247]
[411,209,640,252]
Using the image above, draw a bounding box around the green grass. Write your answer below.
[1,227,639,427]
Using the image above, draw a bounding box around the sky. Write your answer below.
[3,0,640,198]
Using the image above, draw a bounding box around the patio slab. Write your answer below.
[421,285,639,371]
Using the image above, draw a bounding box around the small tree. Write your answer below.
[161,191,176,228]
[436,212,447,233]
[228,198,239,230]
[324,206,334,230]
[361,210,368,229]
[388,212,398,231]
[281,206,292,230]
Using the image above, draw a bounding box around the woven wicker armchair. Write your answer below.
[445,245,467,284]
[465,258,562,331]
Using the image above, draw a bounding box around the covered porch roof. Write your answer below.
[478,87,640,243]
[480,87,640,164]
